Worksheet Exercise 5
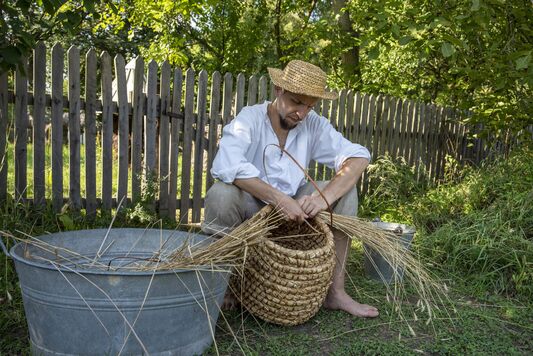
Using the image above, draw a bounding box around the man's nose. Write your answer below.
[296,107,308,119]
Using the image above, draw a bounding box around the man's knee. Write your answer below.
[334,185,358,217]
[205,181,242,210]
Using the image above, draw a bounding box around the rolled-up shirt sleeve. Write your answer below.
[310,116,371,172]
[210,109,261,183]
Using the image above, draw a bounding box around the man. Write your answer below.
[201,59,379,318]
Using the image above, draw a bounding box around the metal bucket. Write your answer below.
[2,228,230,355]
[363,222,416,284]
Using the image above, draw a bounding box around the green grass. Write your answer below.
[1,146,532,354]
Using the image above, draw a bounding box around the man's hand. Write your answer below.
[297,194,329,218]
[277,194,308,223]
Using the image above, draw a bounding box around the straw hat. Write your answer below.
[268,60,338,100]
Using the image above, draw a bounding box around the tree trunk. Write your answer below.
[332,0,360,88]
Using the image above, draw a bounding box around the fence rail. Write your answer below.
[0,43,493,223]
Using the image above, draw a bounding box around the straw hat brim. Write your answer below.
[268,68,338,100]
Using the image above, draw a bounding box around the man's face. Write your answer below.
[276,90,319,130]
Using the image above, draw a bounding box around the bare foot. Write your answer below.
[221,289,239,311]
[323,289,379,318]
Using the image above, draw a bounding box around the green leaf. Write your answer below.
[471,0,480,11]
[368,46,379,60]
[399,36,413,46]
[441,42,455,57]
[83,0,95,13]
[515,54,531,70]
[58,214,75,230]
[0,46,22,65]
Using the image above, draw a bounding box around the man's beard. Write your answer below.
[279,114,298,130]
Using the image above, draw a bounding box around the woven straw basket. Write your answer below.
[231,205,336,325]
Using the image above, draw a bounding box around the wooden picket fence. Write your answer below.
[0,43,492,223]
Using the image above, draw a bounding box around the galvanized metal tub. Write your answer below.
[7,228,230,355]
[364,222,416,284]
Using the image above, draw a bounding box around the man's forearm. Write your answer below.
[233,177,285,205]
[319,157,369,205]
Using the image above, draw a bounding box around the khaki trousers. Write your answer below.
[201,181,358,236]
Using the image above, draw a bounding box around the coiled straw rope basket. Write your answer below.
[231,205,336,326]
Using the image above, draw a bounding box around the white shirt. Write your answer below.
[211,101,371,197]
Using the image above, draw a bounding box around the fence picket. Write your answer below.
[326,97,339,179]
[222,73,233,126]
[15,57,28,202]
[158,61,171,217]
[51,44,64,212]
[101,52,113,210]
[180,68,195,223]
[317,99,330,181]
[379,95,389,157]
[337,89,347,141]
[345,90,354,142]
[168,68,183,220]
[247,75,258,106]
[207,71,221,191]
[84,48,97,217]
[145,61,158,202]
[258,75,268,104]
[33,42,47,209]
[362,94,376,197]
[0,72,7,202]
[131,57,145,203]
[115,55,129,207]
[386,97,398,156]
[192,70,208,223]
[235,73,245,116]
[68,46,81,210]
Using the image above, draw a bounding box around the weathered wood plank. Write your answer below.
[206,71,221,191]
[379,95,389,157]
[192,69,208,223]
[353,92,365,194]
[15,57,28,201]
[68,46,81,210]
[426,104,434,171]
[390,99,403,158]
[222,73,233,126]
[168,68,183,220]
[317,99,330,181]
[33,42,47,209]
[414,102,424,177]
[325,97,339,179]
[0,72,7,202]
[372,94,383,161]
[362,94,376,197]
[337,89,347,142]
[180,68,195,223]
[115,54,129,207]
[258,75,268,104]
[434,107,449,181]
[101,52,113,210]
[398,99,408,160]
[51,44,64,212]
[84,48,97,217]
[158,61,171,217]
[131,57,144,203]
[247,74,258,106]
[407,100,418,167]
[429,106,441,181]
[345,90,354,142]
[386,97,398,156]
[235,73,245,116]
[145,60,158,211]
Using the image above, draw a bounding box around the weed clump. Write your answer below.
[362,147,533,299]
